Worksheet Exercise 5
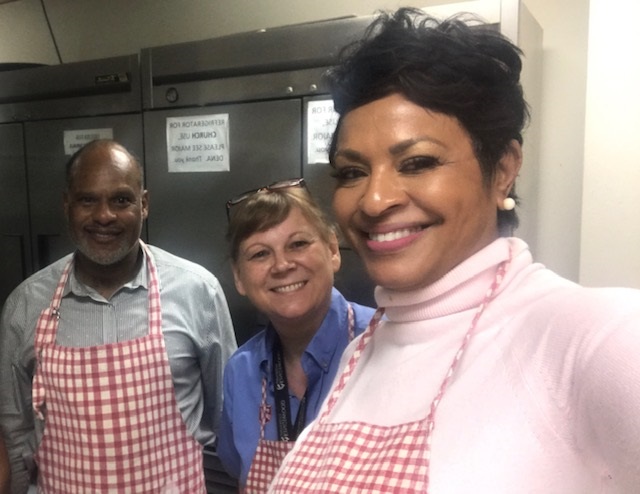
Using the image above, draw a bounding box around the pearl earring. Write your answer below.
[502,197,516,211]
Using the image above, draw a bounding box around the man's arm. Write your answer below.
[0,292,37,494]
[199,276,237,443]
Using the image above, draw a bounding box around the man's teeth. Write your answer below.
[273,282,305,293]
[369,228,421,242]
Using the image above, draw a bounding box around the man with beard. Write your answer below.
[0,139,237,494]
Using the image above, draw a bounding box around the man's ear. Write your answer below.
[141,190,149,220]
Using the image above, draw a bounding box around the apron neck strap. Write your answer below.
[139,241,163,336]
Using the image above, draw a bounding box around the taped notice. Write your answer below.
[166,114,230,172]
[63,128,113,155]
[307,100,339,164]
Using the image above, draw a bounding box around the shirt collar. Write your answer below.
[63,246,151,299]
[258,288,348,375]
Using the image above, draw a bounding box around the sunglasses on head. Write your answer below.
[225,178,306,220]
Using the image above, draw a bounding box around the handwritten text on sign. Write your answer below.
[306,100,339,164]
[166,114,230,172]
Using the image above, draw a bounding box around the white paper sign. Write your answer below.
[63,128,114,155]
[307,100,339,164]
[166,114,230,172]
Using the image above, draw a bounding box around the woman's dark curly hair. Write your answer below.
[326,8,529,234]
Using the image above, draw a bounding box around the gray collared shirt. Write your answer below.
[0,244,237,494]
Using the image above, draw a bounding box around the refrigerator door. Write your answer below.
[0,123,32,307]
[302,95,375,310]
[24,114,144,270]
[143,99,301,345]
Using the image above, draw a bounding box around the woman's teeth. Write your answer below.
[369,227,421,242]
[273,282,305,293]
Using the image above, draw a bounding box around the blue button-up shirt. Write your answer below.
[217,288,375,485]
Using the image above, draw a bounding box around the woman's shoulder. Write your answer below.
[560,285,640,326]
[516,269,640,324]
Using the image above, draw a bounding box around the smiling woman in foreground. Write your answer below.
[269,8,640,493]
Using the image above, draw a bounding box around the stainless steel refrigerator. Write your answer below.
[140,15,377,349]
[140,18,377,492]
[0,123,31,306]
[0,55,144,308]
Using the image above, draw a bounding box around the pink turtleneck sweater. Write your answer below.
[273,237,640,493]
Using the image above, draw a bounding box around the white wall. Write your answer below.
[580,0,640,288]
[524,0,589,282]
[0,0,58,64]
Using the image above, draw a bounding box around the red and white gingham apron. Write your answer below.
[243,305,355,494]
[270,257,510,493]
[32,241,206,494]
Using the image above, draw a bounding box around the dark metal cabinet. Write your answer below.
[301,95,374,308]
[140,16,378,349]
[0,123,32,307]
[143,100,301,345]
[0,55,145,273]
[24,114,144,269]
[140,21,379,490]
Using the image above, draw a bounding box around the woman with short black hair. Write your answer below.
[270,9,640,493]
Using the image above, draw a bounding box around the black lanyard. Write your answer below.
[272,338,308,442]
